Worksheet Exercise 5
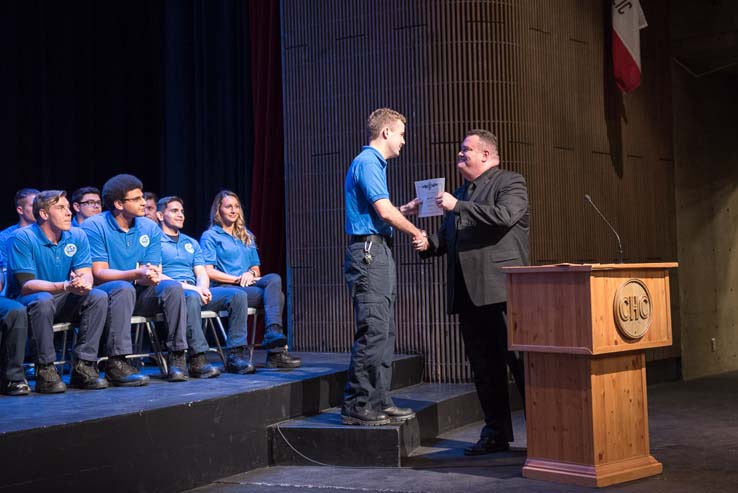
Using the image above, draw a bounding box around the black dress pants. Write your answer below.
[457,278,525,442]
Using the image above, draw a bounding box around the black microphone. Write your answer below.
[584,194,624,263]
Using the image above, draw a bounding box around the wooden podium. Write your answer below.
[503,263,677,488]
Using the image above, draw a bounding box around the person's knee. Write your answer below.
[28,294,55,316]
[184,290,202,313]
[106,281,136,303]
[159,280,185,301]
[87,289,108,309]
[3,304,27,329]
[263,273,282,288]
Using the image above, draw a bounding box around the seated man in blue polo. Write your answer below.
[0,189,40,295]
[0,257,29,396]
[156,196,254,376]
[70,186,102,226]
[7,190,108,393]
[81,174,188,383]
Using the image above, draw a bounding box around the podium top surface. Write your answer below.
[502,262,678,274]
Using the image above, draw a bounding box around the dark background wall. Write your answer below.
[0,0,285,276]
[281,0,679,383]
[671,0,738,379]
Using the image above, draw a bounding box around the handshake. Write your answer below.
[399,194,459,252]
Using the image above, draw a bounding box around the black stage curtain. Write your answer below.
[0,0,285,275]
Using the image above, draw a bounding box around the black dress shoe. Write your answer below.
[266,349,302,369]
[341,407,390,426]
[464,437,510,456]
[382,406,416,423]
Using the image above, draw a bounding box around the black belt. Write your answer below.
[351,234,393,248]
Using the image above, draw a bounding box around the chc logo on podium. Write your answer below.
[613,278,652,339]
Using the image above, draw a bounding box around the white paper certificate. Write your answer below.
[414,178,445,217]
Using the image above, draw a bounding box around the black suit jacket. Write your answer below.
[422,166,530,314]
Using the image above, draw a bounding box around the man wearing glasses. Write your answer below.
[71,187,103,226]
[81,174,189,385]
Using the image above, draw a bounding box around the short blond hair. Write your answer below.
[367,108,406,140]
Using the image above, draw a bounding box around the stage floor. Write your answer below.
[0,351,354,435]
[188,370,738,493]
[0,351,356,436]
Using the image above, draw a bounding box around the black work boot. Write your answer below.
[189,352,220,379]
[35,363,67,394]
[70,359,109,390]
[167,350,188,382]
[1,379,30,396]
[341,407,390,426]
[226,346,255,374]
[382,406,416,423]
[261,325,287,349]
[105,356,150,387]
[266,349,302,369]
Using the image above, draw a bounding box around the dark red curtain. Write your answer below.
[247,1,285,279]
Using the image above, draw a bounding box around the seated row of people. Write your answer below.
[0,174,299,396]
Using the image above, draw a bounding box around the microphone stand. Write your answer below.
[585,194,624,264]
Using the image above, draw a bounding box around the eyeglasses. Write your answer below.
[79,200,102,207]
[122,195,145,203]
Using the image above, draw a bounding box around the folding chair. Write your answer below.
[24,322,74,376]
[201,307,261,366]
[97,314,168,377]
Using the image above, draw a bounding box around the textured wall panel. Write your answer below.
[282,0,678,383]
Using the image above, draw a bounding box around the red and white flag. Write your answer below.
[612,0,648,93]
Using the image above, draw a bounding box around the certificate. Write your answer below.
[414,178,445,217]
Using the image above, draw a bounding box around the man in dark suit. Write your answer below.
[410,129,528,455]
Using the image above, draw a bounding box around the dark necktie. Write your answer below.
[465,182,476,201]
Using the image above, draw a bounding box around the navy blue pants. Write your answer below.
[96,280,188,356]
[232,273,284,330]
[0,297,26,381]
[342,241,396,413]
[18,290,107,364]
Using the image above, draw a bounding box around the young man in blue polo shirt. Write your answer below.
[156,196,254,376]
[70,186,102,227]
[0,258,29,396]
[7,190,108,393]
[0,189,40,294]
[82,174,188,384]
[341,108,428,426]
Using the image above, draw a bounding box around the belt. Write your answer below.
[351,234,393,248]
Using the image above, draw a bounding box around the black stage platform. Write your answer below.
[0,351,433,493]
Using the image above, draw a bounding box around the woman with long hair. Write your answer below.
[200,190,301,369]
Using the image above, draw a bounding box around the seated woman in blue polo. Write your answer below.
[199,190,300,369]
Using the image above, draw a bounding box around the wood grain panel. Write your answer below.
[526,352,594,463]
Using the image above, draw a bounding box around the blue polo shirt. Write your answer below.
[7,224,92,298]
[81,211,162,271]
[200,225,260,278]
[344,146,392,237]
[161,232,203,284]
[0,223,20,268]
